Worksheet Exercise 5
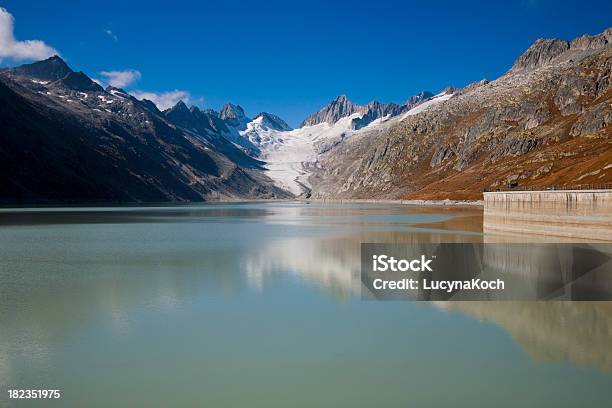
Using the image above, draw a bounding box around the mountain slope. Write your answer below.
[0,57,289,204]
[309,29,612,199]
[254,112,291,131]
[301,95,362,127]
[219,103,249,128]
[351,101,404,130]
[239,92,455,196]
[163,101,262,168]
[0,55,72,82]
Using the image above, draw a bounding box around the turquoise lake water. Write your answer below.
[0,202,611,407]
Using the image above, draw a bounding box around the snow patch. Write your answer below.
[229,91,455,196]
[400,91,454,119]
[246,113,363,195]
[109,89,128,97]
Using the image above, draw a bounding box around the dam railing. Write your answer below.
[484,184,612,193]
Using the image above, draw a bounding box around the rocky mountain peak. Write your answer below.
[172,100,189,111]
[351,100,404,130]
[105,85,129,95]
[365,100,381,109]
[165,100,194,117]
[310,28,612,200]
[301,94,362,127]
[189,106,214,123]
[219,103,246,121]
[164,100,193,124]
[219,103,248,128]
[366,100,403,116]
[254,112,292,131]
[442,86,457,95]
[6,55,73,82]
[570,28,612,50]
[511,38,570,71]
[511,28,612,72]
[405,91,433,107]
[53,71,104,92]
[203,108,219,117]
[139,99,161,114]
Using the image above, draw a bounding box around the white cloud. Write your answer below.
[104,29,118,41]
[0,7,59,62]
[129,90,203,111]
[99,69,141,88]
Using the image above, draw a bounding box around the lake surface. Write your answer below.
[0,202,611,407]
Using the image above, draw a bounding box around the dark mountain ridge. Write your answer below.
[163,101,261,168]
[1,55,72,82]
[0,57,289,204]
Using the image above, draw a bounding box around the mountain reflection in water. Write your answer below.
[1,203,611,406]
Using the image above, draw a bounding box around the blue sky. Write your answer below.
[1,0,611,126]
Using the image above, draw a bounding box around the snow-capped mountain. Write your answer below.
[351,100,404,130]
[311,29,612,199]
[162,101,263,168]
[301,95,362,127]
[219,103,249,128]
[0,56,288,203]
[4,27,605,204]
[0,54,460,201]
[232,91,455,196]
[255,112,292,131]
[239,112,292,148]
[397,90,454,119]
[256,113,363,195]
[405,91,434,106]
[299,92,436,130]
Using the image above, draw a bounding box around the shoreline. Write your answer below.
[300,198,484,206]
[0,198,484,210]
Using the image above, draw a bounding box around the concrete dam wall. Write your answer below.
[483,190,612,241]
